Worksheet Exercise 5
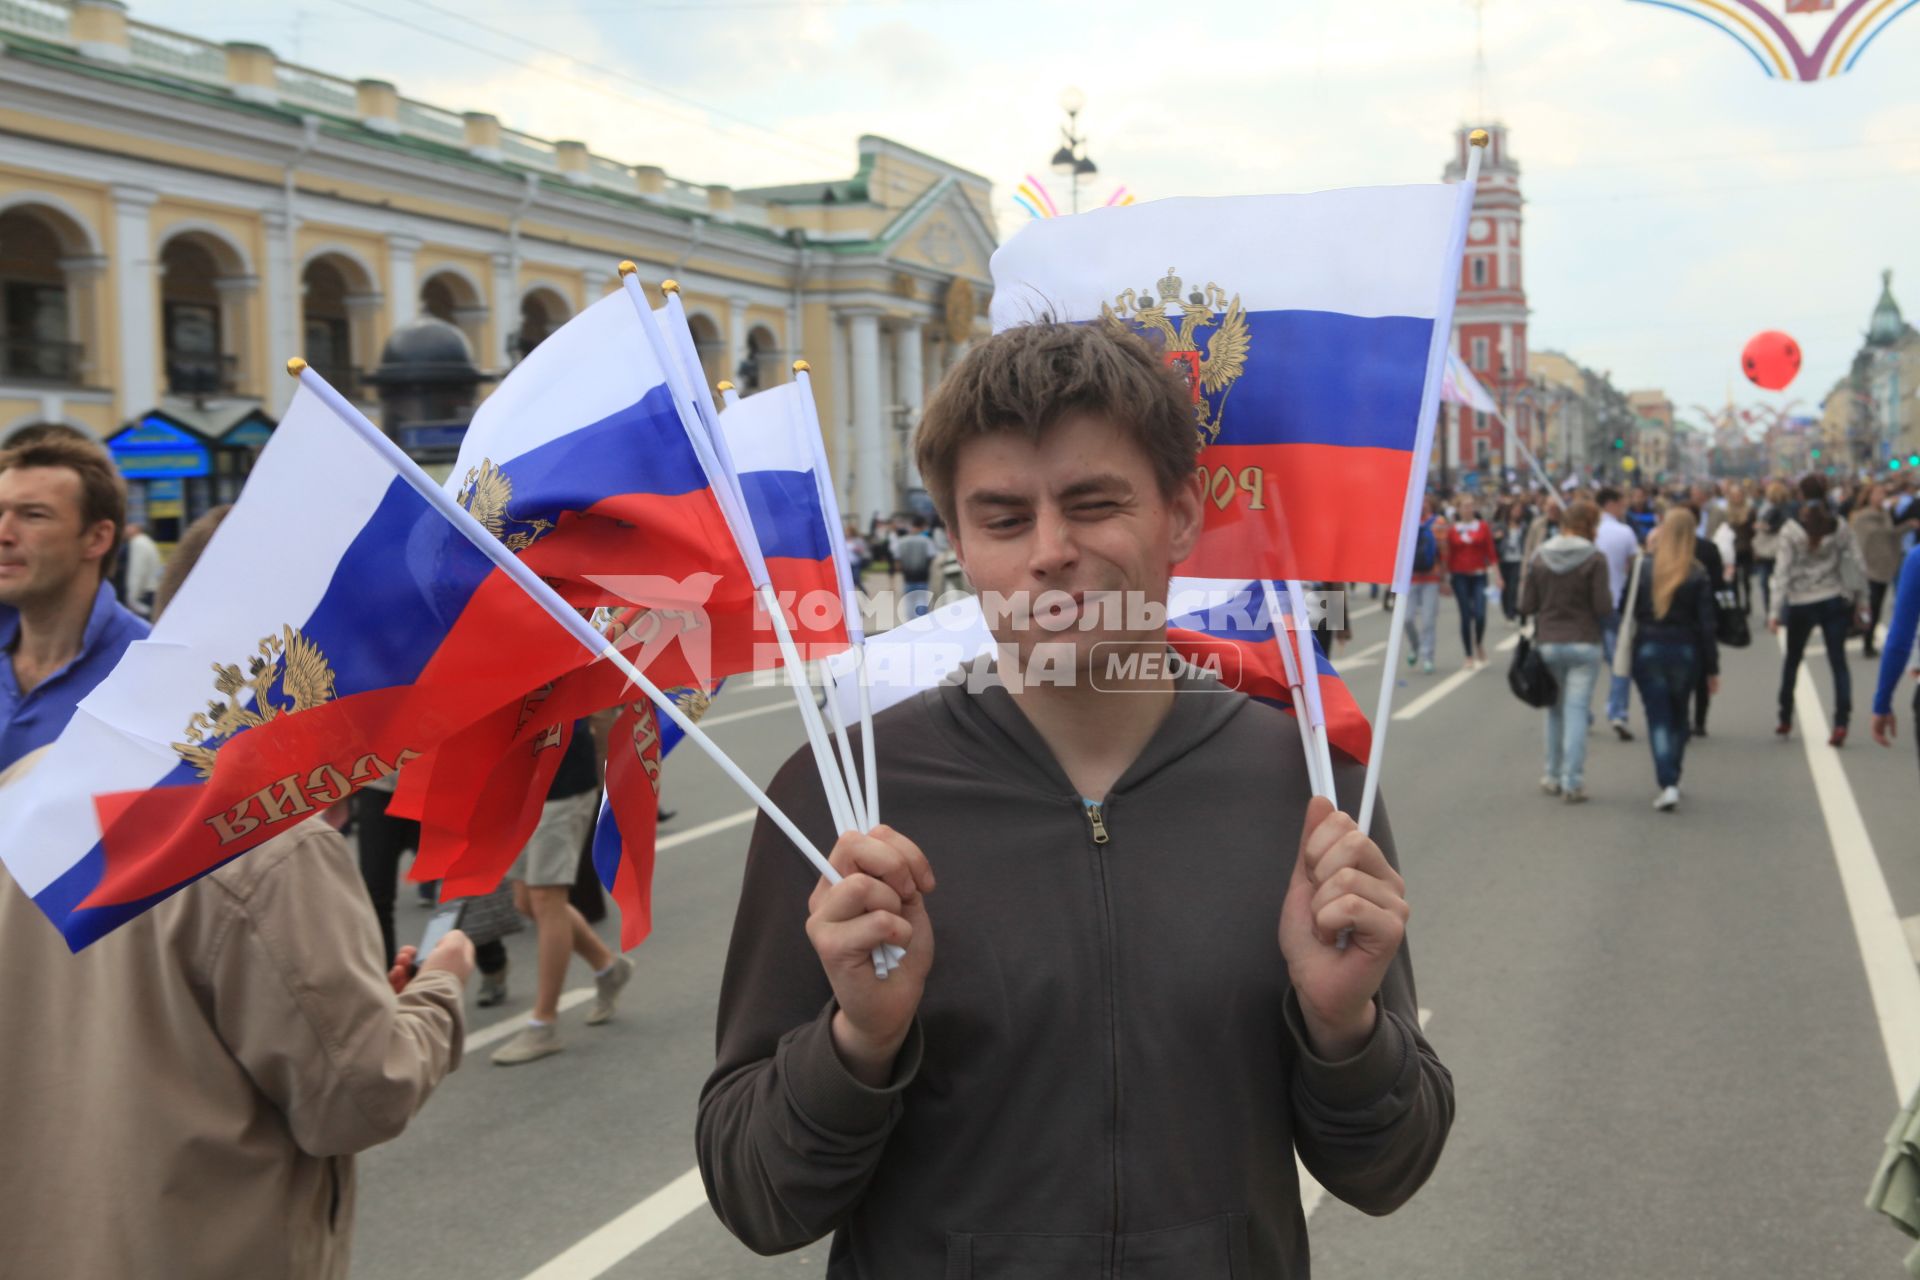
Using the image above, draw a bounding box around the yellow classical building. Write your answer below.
[0,0,996,532]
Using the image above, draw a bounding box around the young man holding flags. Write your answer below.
[699,322,1452,1277]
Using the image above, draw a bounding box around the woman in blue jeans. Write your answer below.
[1516,499,1613,802]
[1770,473,1868,746]
[1628,508,1720,813]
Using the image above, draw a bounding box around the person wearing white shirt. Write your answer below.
[1594,488,1641,740]
[118,524,162,620]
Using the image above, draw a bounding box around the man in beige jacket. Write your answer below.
[0,497,475,1278]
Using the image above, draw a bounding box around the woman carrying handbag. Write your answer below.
[1516,499,1613,803]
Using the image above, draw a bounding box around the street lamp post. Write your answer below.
[1050,87,1098,215]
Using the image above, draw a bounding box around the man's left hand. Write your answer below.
[1279,796,1409,1059]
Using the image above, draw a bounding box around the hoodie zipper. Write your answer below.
[1084,798,1122,1270]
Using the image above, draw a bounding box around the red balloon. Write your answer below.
[1742,330,1801,391]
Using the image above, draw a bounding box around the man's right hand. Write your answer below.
[1874,712,1899,748]
[416,928,476,986]
[807,826,936,1088]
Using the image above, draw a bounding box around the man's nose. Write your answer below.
[1027,508,1078,578]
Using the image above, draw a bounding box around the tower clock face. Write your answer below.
[1470,218,1491,242]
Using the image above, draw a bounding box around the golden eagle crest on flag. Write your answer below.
[457,458,554,551]
[668,685,713,723]
[172,626,339,779]
[1101,268,1250,447]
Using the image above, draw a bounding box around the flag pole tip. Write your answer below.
[284,357,307,378]
[716,379,735,393]
[1469,128,1490,148]
[617,260,639,277]
[660,278,681,295]
[791,359,812,373]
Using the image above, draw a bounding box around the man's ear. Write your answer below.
[82,520,117,566]
[1167,467,1206,563]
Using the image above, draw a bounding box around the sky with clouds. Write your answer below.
[138,0,1920,433]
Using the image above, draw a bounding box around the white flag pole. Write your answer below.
[1284,578,1340,803]
[720,376,871,835]
[620,271,868,858]
[1261,580,1327,797]
[779,364,879,832]
[289,360,897,977]
[1358,130,1487,835]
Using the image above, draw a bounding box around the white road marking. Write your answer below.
[1392,633,1521,722]
[518,1167,710,1280]
[696,701,790,729]
[466,988,596,1051]
[1903,914,1920,967]
[1331,639,1389,672]
[1781,632,1920,1100]
[657,807,756,852]
[1297,1008,1433,1219]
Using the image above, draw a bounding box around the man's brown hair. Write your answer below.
[0,435,128,572]
[914,321,1198,527]
[1562,498,1600,539]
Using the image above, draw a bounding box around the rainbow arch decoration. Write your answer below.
[1627,0,1919,79]
[1011,174,1137,220]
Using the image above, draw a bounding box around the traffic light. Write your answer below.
[1810,447,1821,459]
[1908,454,1918,467]
[1612,437,1626,451]
[1892,458,1903,470]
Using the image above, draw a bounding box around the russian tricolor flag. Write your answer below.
[716,382,850,657]
[989,185,1469,586]
[0,387,594,949]
[1167,578,1372,764]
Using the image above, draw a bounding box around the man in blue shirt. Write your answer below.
[0,434,148,770]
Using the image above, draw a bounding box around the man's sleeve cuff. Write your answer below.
[777,1000,924,1138]
[1283,989,1410,1112]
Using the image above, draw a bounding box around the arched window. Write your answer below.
[513,287,571,364]
[0,205,95,385]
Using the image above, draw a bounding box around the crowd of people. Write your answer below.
[1373,471,1920,813]
[2,390,1915,1274]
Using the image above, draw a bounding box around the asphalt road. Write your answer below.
[350,587,1920,1278]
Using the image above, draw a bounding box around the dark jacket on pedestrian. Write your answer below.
[1517,535,1612,645]
[1693,534,1725,590]
[1631,559,1720,678]
[698,666,1452,1279]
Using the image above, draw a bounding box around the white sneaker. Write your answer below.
[491,1022,563,1066]
[1539,775,1562,796]
[1653,786,1680,812]
[1422,660,1435,674]
[586,954,634,1026]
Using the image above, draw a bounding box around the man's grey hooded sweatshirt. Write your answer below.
[697,667,1453,1279]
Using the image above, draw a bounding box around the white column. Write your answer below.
[261,209,298,413]
[1500,328,1517,477]
[110,184,158,417]
[896,321,925,487]
[728,294,750,387]
[490,251,517,369]
[830,314,851,506]
[848,310,887,525]
[387,233,420,333]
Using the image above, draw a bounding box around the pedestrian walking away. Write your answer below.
[1851,482,1901,657]
[1402,495,1447,675]
[1594,486,1641,740]
[1771,473,1869,747]
[1628,508,1719,812]
[1517,498,1612,803]
[492,720,634,1066]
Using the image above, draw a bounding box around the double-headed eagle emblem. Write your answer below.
[173,626,338,779]
[1101,267,1250,447]
[457,458,554,551]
